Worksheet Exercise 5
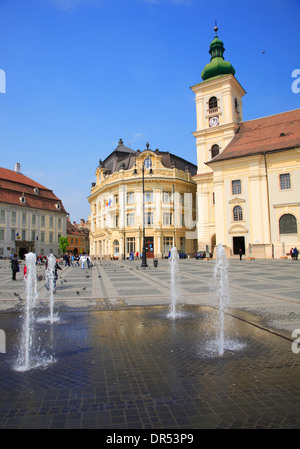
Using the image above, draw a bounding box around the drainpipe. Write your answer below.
[263,152,274,258]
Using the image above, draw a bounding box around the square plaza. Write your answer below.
[0,256,300,429]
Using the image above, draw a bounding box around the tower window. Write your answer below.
[208,96,218,111]
[211,144,220,159]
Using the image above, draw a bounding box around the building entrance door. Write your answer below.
[145,237,154,258]
[233,236,245,255]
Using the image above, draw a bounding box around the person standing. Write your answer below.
[239,248,243,261]
[11,253,19,280]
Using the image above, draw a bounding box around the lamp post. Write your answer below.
[133,146,153,268]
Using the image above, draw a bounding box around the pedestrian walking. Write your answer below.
[11,253,19,281]
[239,248,243,260]
[293,247,299,260]
[80,254,87,269]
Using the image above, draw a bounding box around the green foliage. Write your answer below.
[59,236,69,254]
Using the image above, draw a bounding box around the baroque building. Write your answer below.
[0,164,68,258]
[191,26,300,258]
[88,140,197,260]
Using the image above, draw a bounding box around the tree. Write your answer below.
[59,236,69,255]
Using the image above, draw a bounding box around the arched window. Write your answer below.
[233,205,243,221]
[209,96,218,110]
[113,240,119,257]
[279,214,297,234]
[211,144,220,158]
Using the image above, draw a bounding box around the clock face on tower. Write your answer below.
[209,116,219,127]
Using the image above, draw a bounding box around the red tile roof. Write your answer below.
[0,167,67,214]
[208,109,300,163]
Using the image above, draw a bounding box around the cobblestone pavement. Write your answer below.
[0,257,300,429]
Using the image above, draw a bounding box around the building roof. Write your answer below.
[67,220,86,236]
[0,166,67,214]
[208,109,300,164]
[98,139,197,176]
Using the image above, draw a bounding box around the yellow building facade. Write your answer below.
[88,141,197,260]
[191,26,300,258]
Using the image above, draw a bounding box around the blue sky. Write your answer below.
[0,0,299,222]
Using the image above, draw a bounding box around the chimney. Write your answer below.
[15,163,21,173]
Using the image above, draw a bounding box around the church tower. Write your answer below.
[191,26,246,253]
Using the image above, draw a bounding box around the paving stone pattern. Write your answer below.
[0,257,300,429]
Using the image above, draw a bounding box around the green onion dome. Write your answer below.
[201,26,236,81]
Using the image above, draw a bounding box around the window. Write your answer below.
[126,237,135,253]
[232,180,241,195]
[0,210,5,222]
[32,214,36,226]
[113,215,119,227]
[58,218,62,229]
[49,233,53,243]
[233,205,243,221]
[22,230,26,240]
[180,236,185,251]
[22,213,26,225]
[211,144,220,159]
[31,231,36,241]
[163,236,173,254]
[279,214,297,234]
[126,213,135,226]
[0,229,4,240]
[144,190,153,203]
[127,192,135,204]
[280,173,291,190]
[11,229,16,240]
[11,211,16,226]
[162,191,172,203]
[41,216,45,228]
[49,217,54,228]
[41,232,45,242]
[144,212,154,226]
[163,212,173,226]
[209,96,218,110]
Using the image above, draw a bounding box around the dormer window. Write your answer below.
[55,203,61,210]
[20,195,26,204]
[33,188,39,195]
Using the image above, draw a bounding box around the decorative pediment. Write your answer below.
[228,224,248,234]
[228,197,246,204]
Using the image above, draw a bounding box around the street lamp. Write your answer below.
[133,145,153,268]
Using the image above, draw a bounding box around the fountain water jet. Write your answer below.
[14,252,55,372]
[167,247,183,319]
[213,244,230,355]
[45,254,59,324]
